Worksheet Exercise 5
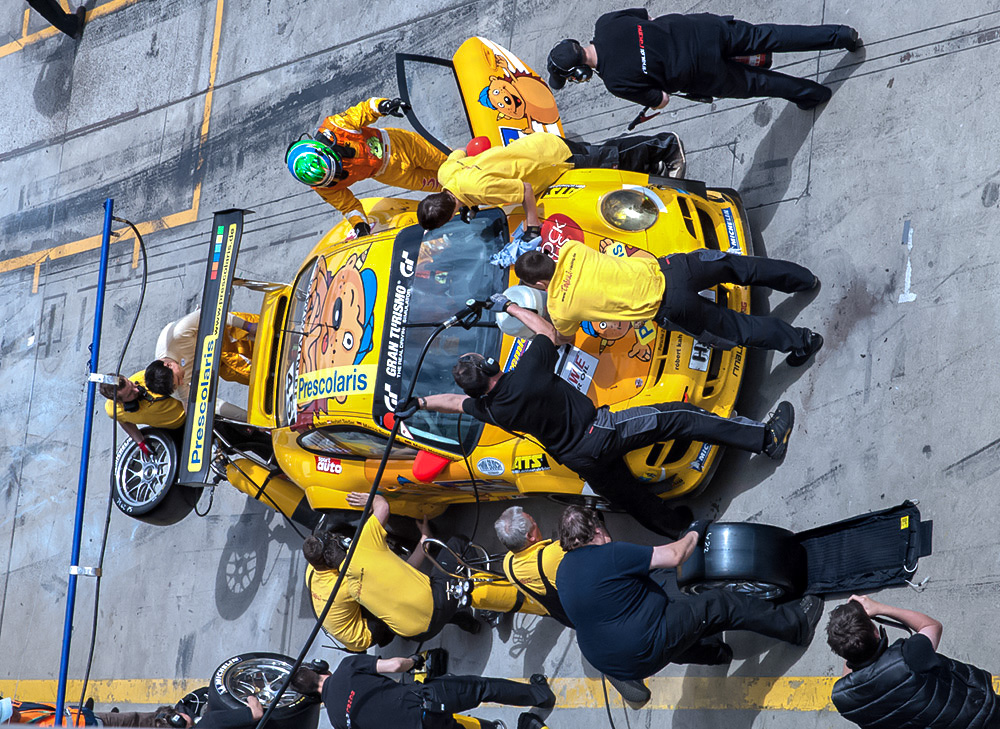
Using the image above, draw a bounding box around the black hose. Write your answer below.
[253,318,454,729]
[75,218,148,721]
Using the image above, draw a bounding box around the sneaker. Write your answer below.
[483,721,508,729]
[517,714,545,729]
[786,332,824,367]
[842,26,862,52]
[762,401,794,460]
[450,610,481,635]
[797,595,825,645]
[606,676,651,706]
[653,133,686,178]
[795,86,833,110]
[529,674,556,709]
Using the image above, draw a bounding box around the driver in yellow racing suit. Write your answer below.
[286,97,446,237]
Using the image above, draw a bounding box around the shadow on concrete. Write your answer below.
[738,52,866,232]
[33,43,78,119]
[214,498,303,620]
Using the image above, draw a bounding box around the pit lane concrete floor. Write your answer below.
[1,0,999,727]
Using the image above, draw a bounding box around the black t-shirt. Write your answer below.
[556,542,669,679]
[321,655,423,729]
[462,336,597,457]
[593,9,729,105]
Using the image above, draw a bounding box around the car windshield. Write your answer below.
[377,210,508,454]
[277,211,509,455]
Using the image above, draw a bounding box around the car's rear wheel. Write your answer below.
[113,428,202,525]
[676,522,806,601]
[207,652,320,729]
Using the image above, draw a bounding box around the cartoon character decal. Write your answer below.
[579,238,659,360]
[299,249,378,415]
[476,45,561,133]
[365,135,384,159]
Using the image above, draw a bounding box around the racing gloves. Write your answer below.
[353,221,372,238]
[377,98,411,117]
[487,293,513,313]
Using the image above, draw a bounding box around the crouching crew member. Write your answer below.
[303,493,482,651]
[494,506,571,626]
[417,130,684,231]
[556,507,824,680]
[546,10,861,110]
[99,371,185,452]
[286,96,446,237]
[292,654,554,729]
[405,303,793,537]
[827,594,999,728]
[515,242,824,366]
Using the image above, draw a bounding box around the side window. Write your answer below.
[299,428,417,460]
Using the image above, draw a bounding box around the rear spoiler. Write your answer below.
[178,209,250,486]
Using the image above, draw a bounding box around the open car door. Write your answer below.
[397,37,564,152]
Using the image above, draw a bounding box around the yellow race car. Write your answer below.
[112,38,753,525]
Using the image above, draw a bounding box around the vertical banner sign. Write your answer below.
[179,209,247,486]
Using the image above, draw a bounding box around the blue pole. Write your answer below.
[55,198,114,725]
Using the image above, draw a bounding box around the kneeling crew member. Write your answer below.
[515,242,823,366]
[293,655,554,729]
[417,130,684,231]
[287,96,446,237]
[304,492,480,650]
[99,371,185,452]
[408,303,793,537]
[827,594,999,728]
[495,506,570,626]
[556,506,824,680]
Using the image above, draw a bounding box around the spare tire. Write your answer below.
[208,652,320,729]
[112,428,202,525]
[676,522,806,601]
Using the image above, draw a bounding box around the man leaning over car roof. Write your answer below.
[416,130,685,231]
[406,297,794,537]
[514,241,824,367]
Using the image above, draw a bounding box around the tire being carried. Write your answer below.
[676,522,807,601]
[208,652,320,729]
[112,427,202,525]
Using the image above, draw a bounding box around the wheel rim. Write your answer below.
[685,580,786,601]
[115,437,172,508]
[223,657,302,708]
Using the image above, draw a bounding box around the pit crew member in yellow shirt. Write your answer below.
[99,372,185,455]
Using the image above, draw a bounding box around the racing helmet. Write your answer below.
[285,139,343,187]
[496,284,548,339]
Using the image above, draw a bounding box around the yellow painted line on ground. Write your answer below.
[0,0,227,291]
[4,675,999,711]
[0,0,142,60]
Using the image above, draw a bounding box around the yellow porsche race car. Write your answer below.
[112,38,753,526]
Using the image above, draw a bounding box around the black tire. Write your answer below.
[112,427,202,526]
[676,522,806,601]
[208,652,320,729]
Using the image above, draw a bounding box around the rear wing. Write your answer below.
[178,209,249,486]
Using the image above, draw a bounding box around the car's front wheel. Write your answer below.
[112,428,202,525]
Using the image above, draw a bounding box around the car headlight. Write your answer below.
[600,189,659,231]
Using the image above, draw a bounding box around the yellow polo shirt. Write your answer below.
[103,370,185,429]
[342,517,434,637]
[305,565,373,652]
[504,539,566,598]
[438,132,573,207]
[547,240,664,336]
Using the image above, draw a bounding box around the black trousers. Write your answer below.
[417,675,550,729]
[559,404,766,536]
[27,0,82,36]
[656,250,815,353]
[563,133,679,174]
[704,18,853,105]
[411,536,471,642]
[658,590,806,667]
